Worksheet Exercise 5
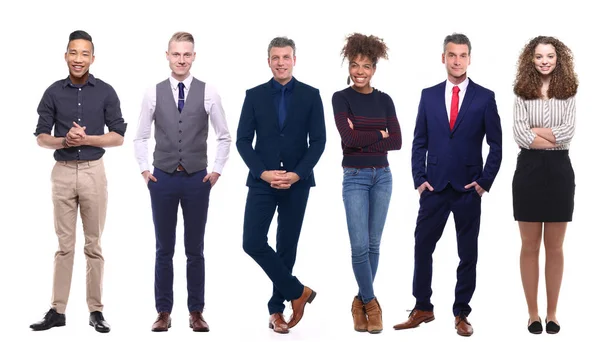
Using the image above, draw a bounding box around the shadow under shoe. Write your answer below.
[364,298,383,334]
[30,308,66,331]
[351,296,368,332]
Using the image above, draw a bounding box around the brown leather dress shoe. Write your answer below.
[269,313,289,334]
[189,311,209,332]
[455,315,473,336]
[351,296,368,332]
[287,286,317,329]
[393,309,435,330]
[152,312,171,332]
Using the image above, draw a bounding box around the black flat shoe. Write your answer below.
[545,319,560,334]
[528,317,543,334]
[89,311,111,333]
[30,308,66,331]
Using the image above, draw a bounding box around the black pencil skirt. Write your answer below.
[512,149,575,222]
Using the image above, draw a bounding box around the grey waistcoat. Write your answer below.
[153,78,208,174]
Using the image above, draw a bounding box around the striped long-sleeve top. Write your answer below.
[513,96,576,150]
[332,87,402,167]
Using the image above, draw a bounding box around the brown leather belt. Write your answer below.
[176,165,185,171]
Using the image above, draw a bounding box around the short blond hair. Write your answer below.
[168,32,194,48]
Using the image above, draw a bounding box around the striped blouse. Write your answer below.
[513,96,576,150]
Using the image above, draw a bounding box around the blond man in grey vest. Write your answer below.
[133,31,231,332]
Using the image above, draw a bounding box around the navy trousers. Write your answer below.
[412,185,481,317]
[242,185,310,315]
[148,167,211,313]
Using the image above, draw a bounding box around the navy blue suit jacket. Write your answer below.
[236,78,326,188]
[411,78,502,193]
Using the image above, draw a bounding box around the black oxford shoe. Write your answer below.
[30,308,66,331]
[89,311,111,333]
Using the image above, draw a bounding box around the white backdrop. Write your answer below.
[1,0,597,341]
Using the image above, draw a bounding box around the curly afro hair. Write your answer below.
[513,36,578,100]
[341,33,388,65]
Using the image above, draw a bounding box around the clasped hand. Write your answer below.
[261,170,300,189]
[65,121,87,147]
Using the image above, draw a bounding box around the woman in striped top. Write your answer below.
[512,36,578,335]
[332,33,402,334]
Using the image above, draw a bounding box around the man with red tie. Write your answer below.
[393,33,502,337]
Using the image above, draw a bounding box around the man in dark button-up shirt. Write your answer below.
[30,30,126,334]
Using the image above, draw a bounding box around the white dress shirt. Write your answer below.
[133,74,231,174]
[445,78,469,121]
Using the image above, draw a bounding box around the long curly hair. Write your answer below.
[341,33,388,65]
[513,36,578,99]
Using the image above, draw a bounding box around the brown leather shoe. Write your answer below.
[269,313,289,334]
[455,315,473,336]
[393,309,435,330]
[287,286,317,329]
[189,311,209,332]
[151,312,171,332]
[351,296,368,332]
[364,298,383,334]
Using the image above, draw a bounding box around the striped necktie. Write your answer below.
[178,82,185,113]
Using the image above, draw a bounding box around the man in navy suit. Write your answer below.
[237,36,326,334]
[393,33,502,337]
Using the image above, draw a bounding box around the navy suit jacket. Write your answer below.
[411,78,502,193]
[236,78,326,189]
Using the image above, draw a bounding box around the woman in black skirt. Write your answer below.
[512,36,578,335]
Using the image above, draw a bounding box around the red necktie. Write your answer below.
[449,86,460,130]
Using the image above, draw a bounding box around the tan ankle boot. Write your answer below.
[351,296,368,332]
[364,298,383,333]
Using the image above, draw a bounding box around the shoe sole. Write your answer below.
[268,323,290,334]
[89,322,110,333]
[31,322,66,331]
[151,322,171,332]
[393,316,435,330]
[189,323,209,332]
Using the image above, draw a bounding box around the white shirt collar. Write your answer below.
[169,74,193,90]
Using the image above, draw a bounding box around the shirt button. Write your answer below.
[78,88,81,91]
[179,120,182,123]
[78,118,81,121]
[78,150,81,152]
[179,149,182,152]
[78,103,81,106]
[179,140,182,143]
[179,130,182,133]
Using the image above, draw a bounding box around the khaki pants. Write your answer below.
[50,159,107,313]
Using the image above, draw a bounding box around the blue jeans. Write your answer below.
[342,166,393,303]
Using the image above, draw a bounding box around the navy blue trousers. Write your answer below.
[148,168,210,313]
[413,185,481,317]
[242,185,310,315]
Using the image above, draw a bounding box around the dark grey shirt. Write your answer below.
[34,74,127,161]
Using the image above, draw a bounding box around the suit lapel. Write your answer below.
[263,83,280,131]
[452,80,476,133]
[432,82,448,129]
[281,85,300,131]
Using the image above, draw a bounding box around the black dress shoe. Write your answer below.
[528,317,543,334]
[545,319,560,334]
[89,311,111,333]
[30,308,66,331]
